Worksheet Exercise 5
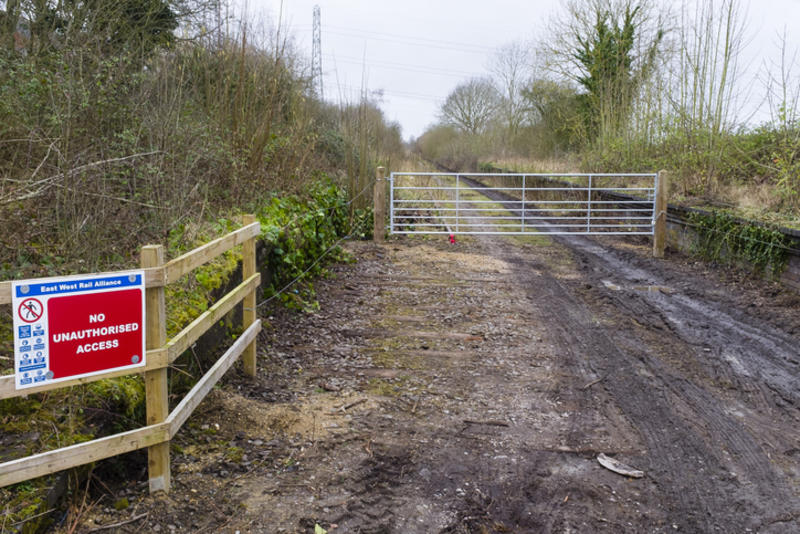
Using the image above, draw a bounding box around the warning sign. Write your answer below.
[17,298,43,323]
[12,271,146,390]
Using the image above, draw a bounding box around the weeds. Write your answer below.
[689,211,792,276]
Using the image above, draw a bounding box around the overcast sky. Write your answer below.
[249,0,800,140]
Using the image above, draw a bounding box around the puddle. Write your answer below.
[633,285,675,294]
[602,280,674,294]
[721,348,750,377]
[602,280,622,291]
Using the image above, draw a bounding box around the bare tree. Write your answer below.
[764,29,800,131]
[761,29,800,205]
[675,0,747,136]
[663,0,748,192]
[490,41,532,142]
[439,77,500,135]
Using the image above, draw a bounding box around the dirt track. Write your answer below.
[68,224,800,533]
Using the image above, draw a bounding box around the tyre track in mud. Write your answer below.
[329,230,800,532]
[565,241,800,531]
[108,189,800,533]
[510,245,795,532]
[224,240,658,533]
[465,179,800,531]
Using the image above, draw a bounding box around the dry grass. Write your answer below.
[718,183,800,228]
[492,156,581,174]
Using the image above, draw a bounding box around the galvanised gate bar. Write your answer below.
[389,172,660,236]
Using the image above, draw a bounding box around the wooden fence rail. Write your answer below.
[0,216,262,493]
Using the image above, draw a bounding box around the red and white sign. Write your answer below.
[12,271,146,389]
[17,298,43,323]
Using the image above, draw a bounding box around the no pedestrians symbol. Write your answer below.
[17,298,43,323]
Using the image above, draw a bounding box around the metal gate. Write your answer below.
[389,172,659,236]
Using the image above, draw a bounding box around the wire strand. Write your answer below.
[256,213,373,309]
[668,216,800,254]
[249,179,376,310]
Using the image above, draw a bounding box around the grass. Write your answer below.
[493,150,800,231]
[510,234,555,247]
[366,377,410,397]
[370,348,426,370]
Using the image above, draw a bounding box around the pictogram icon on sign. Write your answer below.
[17,298,43,323]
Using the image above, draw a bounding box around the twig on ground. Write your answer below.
[86,513,148,532]
[67,467,97,534]
[463,419,510,427]
[582,376,604,390]
[340,398,367,411]
[168,364,196,380]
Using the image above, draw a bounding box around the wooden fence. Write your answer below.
[0,215,262,493]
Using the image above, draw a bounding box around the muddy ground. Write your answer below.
[58,226,800,533]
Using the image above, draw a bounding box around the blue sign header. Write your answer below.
[15,273,143,298]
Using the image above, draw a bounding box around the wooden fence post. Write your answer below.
[141,244,170,493]
[241,214,258,377]
[653,170,668,258]
[373,166,387,243]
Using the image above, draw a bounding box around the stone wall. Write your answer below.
[665,206,800,291]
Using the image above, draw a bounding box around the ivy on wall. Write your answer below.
[688,211,792,277]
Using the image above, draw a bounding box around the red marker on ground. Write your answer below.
[449,234,456,244]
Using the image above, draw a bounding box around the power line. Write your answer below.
[335,84,443,103]
[323,24,494,52]
[292,27,493,55]
[323,53,485,79]
[292,24,495,52]
[325,58,477,80]
[380,91,443,103]
[324,29,491,55]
